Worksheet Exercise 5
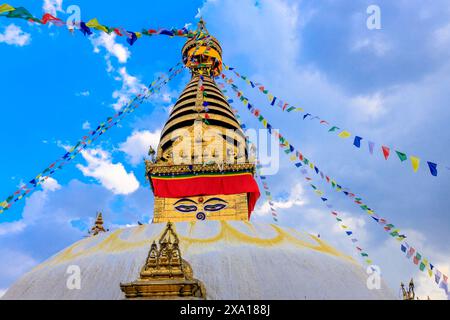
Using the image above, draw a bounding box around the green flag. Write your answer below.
[329,126,340,132]
[395,151,407,162]
[6,7,35,21]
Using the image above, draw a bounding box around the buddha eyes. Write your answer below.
[174,198,228,213]
[204,203,227,212]
[174,205,198,213]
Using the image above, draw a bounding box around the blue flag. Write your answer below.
[353,136,363,148]
[126,32,138,46]
[427,161,438,176]
[79,22,92,36]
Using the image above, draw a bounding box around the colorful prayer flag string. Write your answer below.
[227,101,278,223]
[222,79,449,295]
[222,64,445,177]
[232,102,370,262]
[0,62,185,215]
[0,4,201,46]
[255,161,279,223]
[300,171,374,266]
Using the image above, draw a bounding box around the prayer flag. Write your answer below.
[395,151,407,162]
[79,22,92,36]
[427,161,438,176]
[410,156,420,172]
[86,18,109,33]
[5,7,33,21]
[328,126,339,132]
[368,141,375,155]
[338,131,351,138]
[382,146,390,160]
[0,4,15,14]
[353,136,363,148]
[435,269,442,284]
[126,31,138,45]
[41,13,64,26]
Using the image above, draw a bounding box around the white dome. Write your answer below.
[2,221,395,300]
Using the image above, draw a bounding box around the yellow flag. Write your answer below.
[262,119,267,128]
[338,130,351,138]
[0,4,15,14]
[309,162,314,169]
[366,259,373,264]
[0,201,7,208]
[410,156,420,172]
[341,225,348,229]
[290,154,297,161]
[267,94,273,101]
[135,32,142,38]
[86,18,109,33]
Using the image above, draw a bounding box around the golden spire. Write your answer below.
[145,20,260,224]
[88,212,107,236]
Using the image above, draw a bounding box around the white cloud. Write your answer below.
[41,177,61,192]
[0,221,26,236]
[91,33,131,64]
[0,24,31,47]
[350,93,386,121]
[351,37,391,57]
[119,129,162,166]
[253,182,307,217]
[111,67,147,111]
[415,260,450,300]
[76,90,90,97]
[82,121,91,130]
[433,23,450,49]
[76,148,140,195]
[42,0,63,16]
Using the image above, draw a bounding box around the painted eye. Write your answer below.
[204,203,227,212]
[174,205,198,213]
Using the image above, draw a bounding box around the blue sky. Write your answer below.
[0,0,449,299]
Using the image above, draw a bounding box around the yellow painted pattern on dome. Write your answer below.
[35,221,354,269]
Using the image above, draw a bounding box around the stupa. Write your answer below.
[2,20,395,300]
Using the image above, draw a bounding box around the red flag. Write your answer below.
[113,28,123,36]
[42,13,64,26]
[382,146,390,160]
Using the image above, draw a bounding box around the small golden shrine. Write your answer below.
[88,212,107,236]
[120,222,206,299]
[401,278,415,300]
